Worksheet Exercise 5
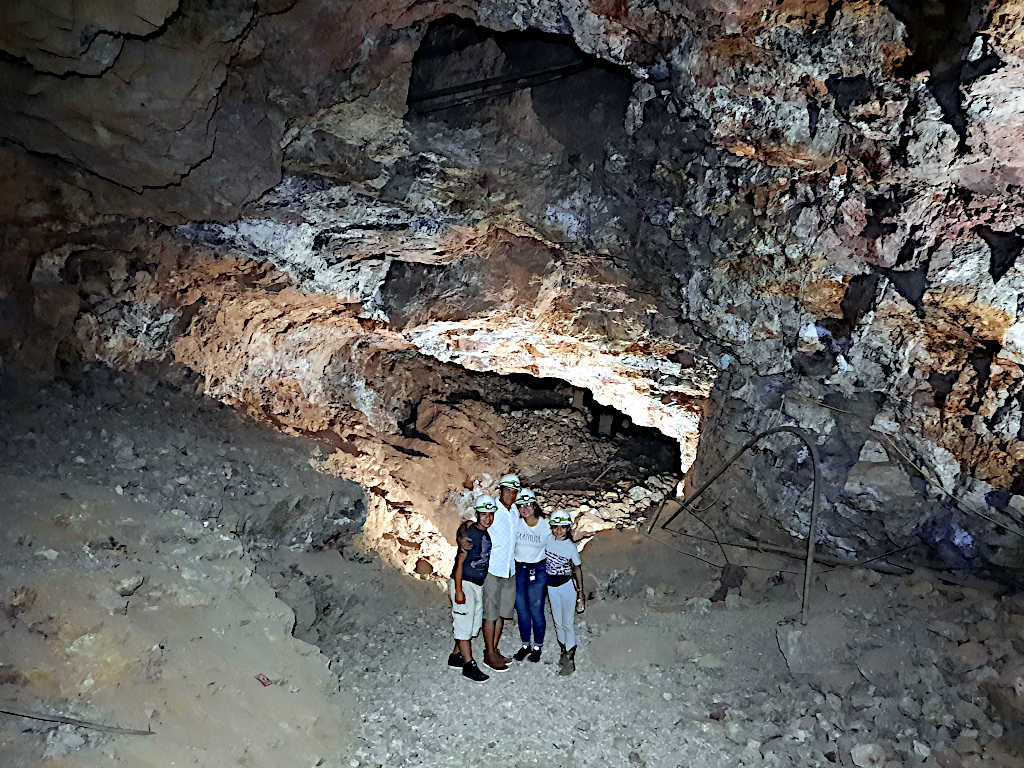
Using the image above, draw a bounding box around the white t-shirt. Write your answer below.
[545,537,581,576]
[514,516,551,563]
[487,500,518,578]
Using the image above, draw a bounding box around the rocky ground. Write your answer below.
[0,477,354,768]
[0,366,368,553]
[263,530,1024,768]
[2,370,1023,767]
[0,369,363,766]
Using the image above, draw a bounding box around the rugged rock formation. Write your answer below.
[2,1,1023,578]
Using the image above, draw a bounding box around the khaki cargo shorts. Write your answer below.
[448,579,483,641]
[482,573,515,621]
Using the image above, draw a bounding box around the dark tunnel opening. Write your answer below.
[406,15,635,162]
[444,370,682,483]
[884,0,986,141]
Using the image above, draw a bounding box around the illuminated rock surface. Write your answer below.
[2,3,1023,587]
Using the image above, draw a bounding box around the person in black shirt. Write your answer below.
[447,495,495,681]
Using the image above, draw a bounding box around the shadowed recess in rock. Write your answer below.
[884,0,982,140]
[976,224,1024,284]
[407,15,633,160]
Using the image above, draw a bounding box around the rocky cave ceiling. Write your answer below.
[1,0,1023,580]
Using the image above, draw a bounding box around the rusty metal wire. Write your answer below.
[647,426,822,625]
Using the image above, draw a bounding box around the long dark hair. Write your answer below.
[517,496,546,518]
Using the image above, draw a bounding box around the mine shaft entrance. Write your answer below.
[477,372,683,535]
[485,372,680,482]
[530,378,680,491]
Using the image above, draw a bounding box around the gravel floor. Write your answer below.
[3,368,1021,768]
[268,533,1024,768]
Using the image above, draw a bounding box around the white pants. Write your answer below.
[547,581,577,650]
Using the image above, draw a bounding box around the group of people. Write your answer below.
[447,473,585,682]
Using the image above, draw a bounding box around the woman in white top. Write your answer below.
[546,509,584,675]
[511,488,551,662]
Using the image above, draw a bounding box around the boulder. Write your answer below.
[948,641,989,672]
[777,615,850,677]
[857,645,907,692]
[850,743,886,767]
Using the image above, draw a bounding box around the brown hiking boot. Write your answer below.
[484,652,509,672]
[559,646,576,676]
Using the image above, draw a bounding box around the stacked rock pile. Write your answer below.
[504,406,616,468]
[535,474,680,538]
[767,570,1024,767]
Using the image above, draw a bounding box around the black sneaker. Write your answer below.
[512,645,531,662]
[528,646,542,663]
[447,651,465,668]
[462,660,489,682]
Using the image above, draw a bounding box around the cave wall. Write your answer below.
[1,0,1023,575]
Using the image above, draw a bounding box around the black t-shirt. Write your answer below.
[451,524,491,585]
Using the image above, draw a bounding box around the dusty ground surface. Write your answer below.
[0,370,361,766]
[2,370,1023,768]
[0,367,368,552]
[0,474,354,767]
[263,531,1024,768]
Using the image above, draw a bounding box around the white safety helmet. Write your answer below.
[498,474,521,489]
[517,488,537,504]
[549,510,572,526]
[473,495,498,514]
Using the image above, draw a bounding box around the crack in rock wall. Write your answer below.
[2,1,1024,578]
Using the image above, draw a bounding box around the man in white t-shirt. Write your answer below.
[479,473,520,671]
